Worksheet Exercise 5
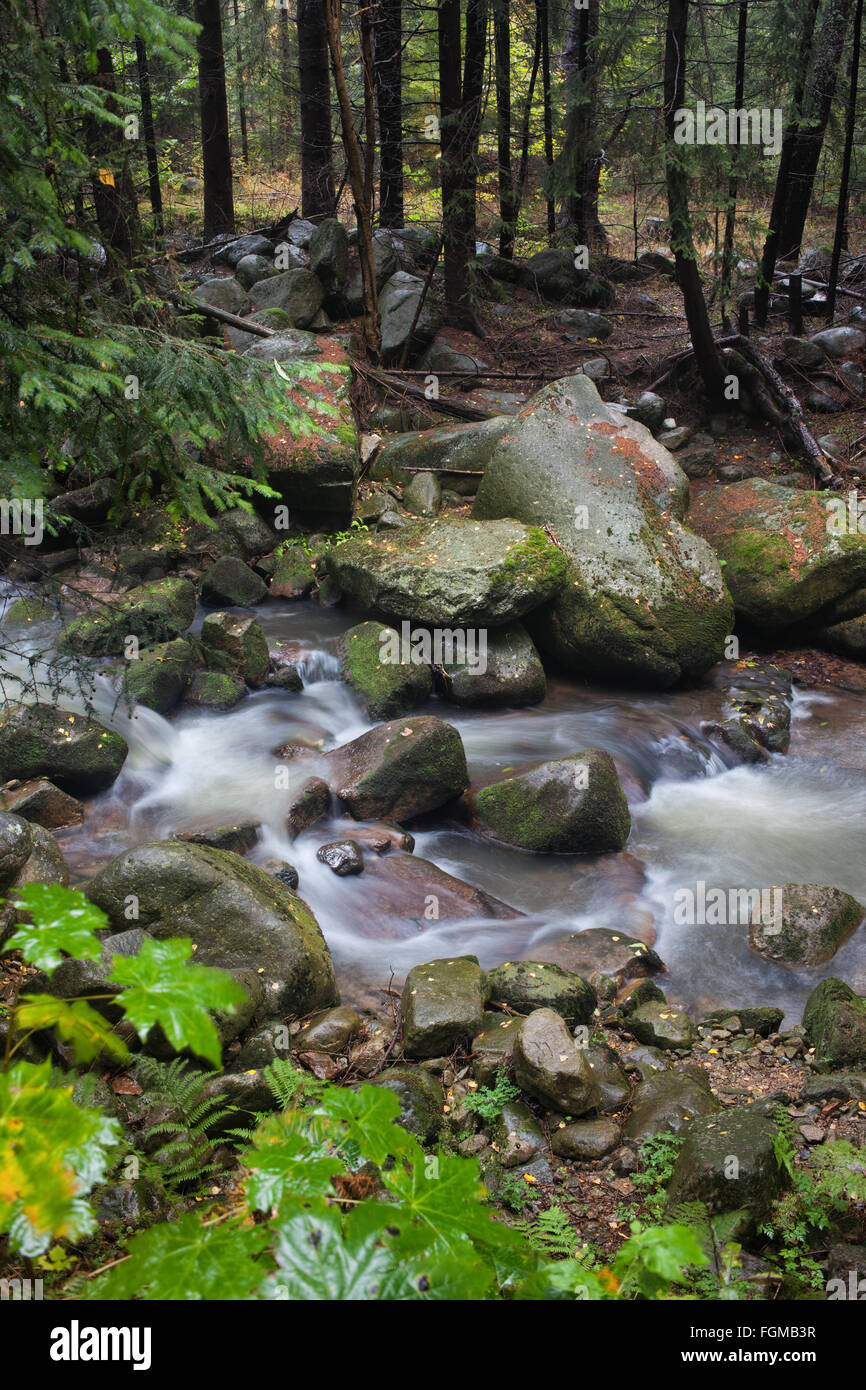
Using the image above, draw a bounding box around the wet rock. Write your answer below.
[703,661,792,757]
[338,620,432,720]
[586,1040,631,1112]
[269,545,317,599]
[0,779,84,830]
[520,249,615,308]
[122,637,196,713]
[629,1001,693,1051]
[325,516,566,627]
[814,614,866,660]
[689,479,866,633]
[286,776,330,835]
[316,840,364,876]
[621,1044,670,1079]
[3,596,55,626]
[235,253,277,290]
[803,977,866,1069]
[534,927,664,985]
[513,1008,601,1114]
[657,426,693,452]
[678,447,716,479]
[235,1020,293,1070]
[0,811,33,887]
[475,749,630,854]
[173,821,260,855]
[344,851,522,939]
[257,857,300,891]
[471,1012,524,1085]
[0,705,127,795]
[372,418,507,496]
[552,1117,620,1160]
[473,373,732,687]
[86,841,338,1020]
[665,1107,786,1232]
[800,1071,866,1103]
[209,507,279,561]
[183,671,246,709]
[200,557,268,608]
[486,960,596,1025]
[294,1005,362,1054]
[196,1069,279,1134]
[372,1065,443,1142]
[325,715,469,822]
[201,610,270,686]
[494,1100,547,1167]
[213,233,276,267]
[702,1006,784,1037]
[266,665,303,692]
[436,621,546,708]
[401,955,486,1057]
[749,884,864,968]
[61,578,196,657]
[615,977,666,1014]
[622,1070,720,1143]
[50,927,153,1022]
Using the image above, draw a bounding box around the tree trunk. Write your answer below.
[195,0,235,238]
[775,0,853,260]
[297,0,335,220]
[375,0,404,227]
[494,0,517,257]
[231,0,249,165]
[278,5,293,145]
[664,0,726,407]
[515,3,542,213]
[827,0,863,320]
[538,0,555,240]
[438,0,488,328]
[85,46,139,267]
[324,0,380,359]
[135,36,163,238]
[719,0,747,324]
[558,0,605,246]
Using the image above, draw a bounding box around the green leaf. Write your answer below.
[313,1083,419,1165]
[243,1112,344,1211]
[0,1060,121,1255]
[381,1150,515,1254]
[267,1199,404,1300]
[15,994,129,1064]
[3,885,107,970]
[83,1212,268,1300]
[108,937,246,1067]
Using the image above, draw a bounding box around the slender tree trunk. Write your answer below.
[664,0,726,407]
[719,0,747,325]
[438,0,488,327]
[195,0,235,238]
[375,0,404,227]
[494,0,517,257]
[754,0,820,325]
[85,47,138,267]
[558,0,605,246]
[297,0,335,219]
[324,0,380,358]
[515,3,542,213]
[232,0,249,165]
[278,5,293,145]
[538,0,555,240]
[135,36,163,238]
[828,0,863,320]
[776,0,853,259]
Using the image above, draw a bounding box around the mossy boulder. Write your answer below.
[551,1118,620,1160]
[0,812,33,888]
[436,622,546,707]
[665,1108,786,1232]
[248,267,324,324]
[474,749,630,853]
[701,1006,784,1037]
[269,545,317,599]
[309,218,350,298]
[338,621,432,719]
[472,373,733,686]
[803,977,866,1069]
[401,956,486,1058]
[622,1070,720,1143]
[371,1065,443,1142]
[61,577,196,657]
[324,715,469,822]
[749,884,864,968]
[371,418,508,496]
[122,638,196,712]
[200,557,268,608]
[183,671,247,710]
[324,517,567,627]
[85,841,338,1019]
[689,480,866,633]
[0,704,127,795]
[486,961,596,1024]
[513,1008,601,1114]
[294,1005,362,1055]
[201,611,270,686]
[4,596,55,626]
[471,1012,524,1085]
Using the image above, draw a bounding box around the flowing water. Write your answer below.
[4,587,866,1025]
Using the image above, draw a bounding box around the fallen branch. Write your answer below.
[171,294,277,338]
[350,357,495,421]
[725,334,835,485]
